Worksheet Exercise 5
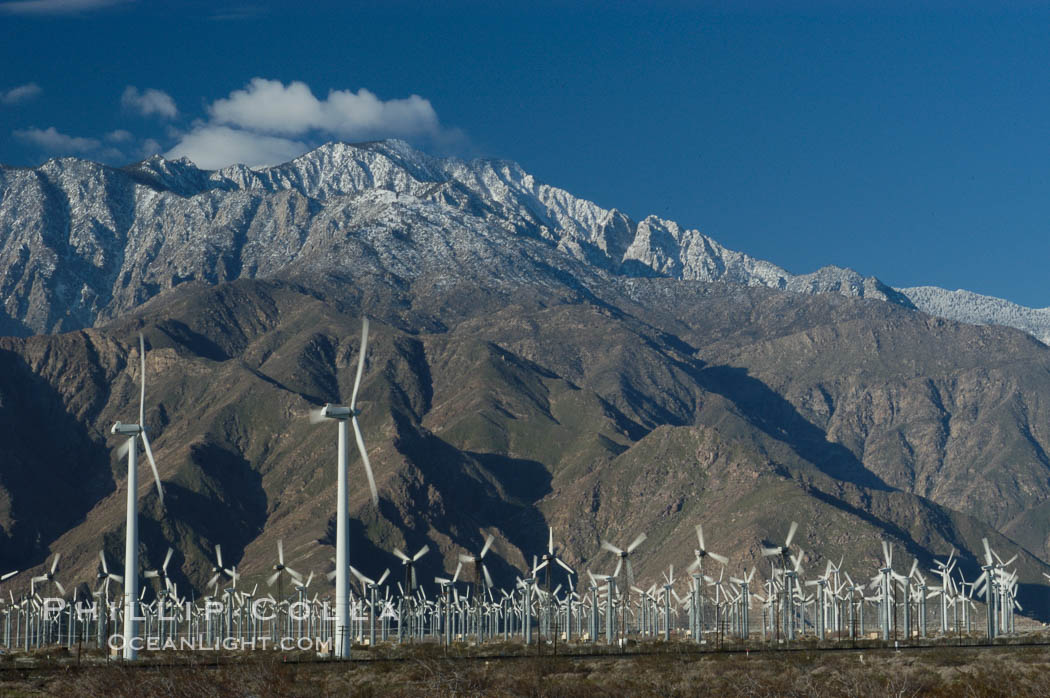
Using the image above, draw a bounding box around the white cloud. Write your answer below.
[208,78,442,141]
[1,83,42,105]
[0,0,131,14]
[151,78,464,169]
[138,138,162,158]
[106,128,133,142]
[165,125,307,170]
[122,86,177,119]
[15,126,99,153]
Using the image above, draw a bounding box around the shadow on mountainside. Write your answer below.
[389,411,551,585]
[150,442,269,589]
[695,364,892,492]
[0,349,116,568]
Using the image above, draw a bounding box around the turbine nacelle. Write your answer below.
[321,403,359,420]
[111,422,142,436]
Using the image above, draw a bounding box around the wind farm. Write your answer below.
[0,316,1044,669]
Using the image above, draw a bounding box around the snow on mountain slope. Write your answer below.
[900,286,1050,345]
[0,139,1027,339]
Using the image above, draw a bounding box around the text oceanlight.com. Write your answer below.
[106,635,333,652]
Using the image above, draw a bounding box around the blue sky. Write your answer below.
[2,1,1049,307]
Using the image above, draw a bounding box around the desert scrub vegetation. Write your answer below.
[4,645,1050,697]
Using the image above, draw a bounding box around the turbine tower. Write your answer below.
[312,317,379,659]
[110,333,164,661]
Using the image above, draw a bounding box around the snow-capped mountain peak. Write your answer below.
[0,139,1041,341]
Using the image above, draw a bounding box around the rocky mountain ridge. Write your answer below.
[1,140,917,338]
[901,286,1050,345]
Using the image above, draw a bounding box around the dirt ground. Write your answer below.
[2,641,1050,697]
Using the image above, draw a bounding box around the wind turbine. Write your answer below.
[143,547,175,594]
[762,521,799,641]
[31,554,64,596]
[393,544,429,593]
[267,540,302,587]
[601,531,647,589]
[109,333,165,660]
[207,545,238,592]
[535,527,576,586]
[534,527,575,647]
[459,533,496,592]
[687,524,727,639]
[310,317,379,659]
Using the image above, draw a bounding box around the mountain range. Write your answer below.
[1,140,1049,615]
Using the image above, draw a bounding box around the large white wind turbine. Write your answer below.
[110,333,164,661]
[311,317,379,659]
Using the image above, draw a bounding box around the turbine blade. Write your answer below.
[393,548,410,562]
[350,317,369,410]
[613,557,623,579]
[696,524,705,551]
[601,540,622,555]
[556,558,575,576]
[277,539,284,565]
[785,521,798,548]
[215,544,223,569]
[377,569,390,586]
[163,547,173,572]
[139,333,146,426]
[548,527,554,556]
[309,407,328,424]
[982,538,992,566]
[482,563,493,589]
[266,571,280,587]
[453,561,462,583]
[55,580,66,596]
[51,554,60,575]
[351,415,379,506]
[627,532,647,553]
[413,544,429,562]
[480,534,495,559]
[709,551,729,566]
[116,437,131,460]
[140,430,164,505]
[99,550,108,575]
